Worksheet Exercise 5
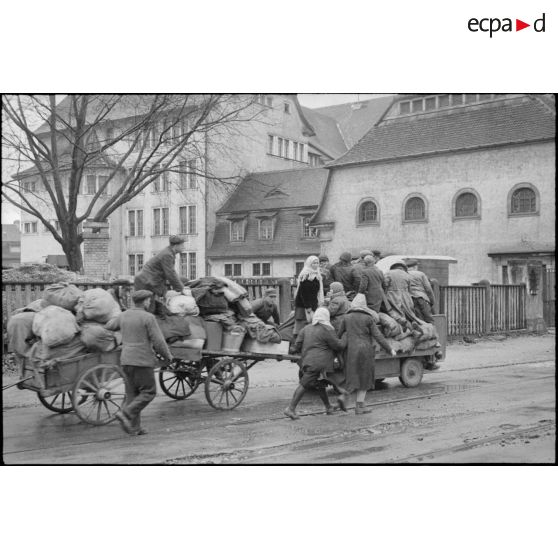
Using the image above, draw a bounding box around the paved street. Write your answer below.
[2,332,555,464]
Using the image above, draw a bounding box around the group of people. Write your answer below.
[112,235,437,434]
[284,251,437,419]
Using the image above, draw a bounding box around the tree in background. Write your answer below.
[2,94,259,271]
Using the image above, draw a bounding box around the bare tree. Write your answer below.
[2,94,261,271]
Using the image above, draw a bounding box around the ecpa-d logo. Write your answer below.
[468,13,546,37]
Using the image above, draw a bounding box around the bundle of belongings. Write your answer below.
[7,282,123,388]
[374,310,440,354]
[154,277,285,354]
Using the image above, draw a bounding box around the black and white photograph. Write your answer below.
[1,2,556,557]
[2,92,555,464]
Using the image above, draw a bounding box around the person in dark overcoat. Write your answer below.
[134,235,189,315]
[284,308,347,420]
[384,260,423,327]
[406,259,435,324]
[251,288,281,325]
[329,251,356,296]
[293,255,324,339]
[326,281,350,331]
[106,290,173,435]
[358,254,388,312]
[337,296,396,414]
[318,254,333,296]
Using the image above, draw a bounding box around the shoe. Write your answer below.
[114,411,134,434]
[355,402,372,415]
[425,362,440,370]
[284,407,300,420]
[325,406,337,415]
[136,427,148,436]
[336,394,348,412]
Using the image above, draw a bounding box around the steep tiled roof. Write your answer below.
[329,96,556,168]
[217,168,329,214]
[208,209,321,258]
[300,108,347,158]
[311,95,395,148]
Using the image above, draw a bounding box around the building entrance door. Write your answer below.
[542,266,555,327]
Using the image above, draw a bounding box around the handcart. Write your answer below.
[15,349,126,425]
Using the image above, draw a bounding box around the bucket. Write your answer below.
[221,330,246,353]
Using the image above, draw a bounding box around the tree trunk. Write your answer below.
[63,240,84,273]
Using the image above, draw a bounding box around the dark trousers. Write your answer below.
[122,365,157,429]
[413,297,434,324]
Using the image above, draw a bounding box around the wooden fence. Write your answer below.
[440,283,526,337]
[3,278,526,339]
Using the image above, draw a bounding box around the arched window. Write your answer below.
[404,196,426,222]
[511,187,536,214]
[358,200,378,224]
[455,191,479,218]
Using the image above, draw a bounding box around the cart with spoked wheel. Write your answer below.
[15,349,127,425]
[158,346,300,411]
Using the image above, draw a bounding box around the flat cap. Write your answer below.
[339,251,352,263]
[169,235,186,245]
[132,289,153,302]
[405,259,419,267]
[318,254,330,262]
[264,288,278,296]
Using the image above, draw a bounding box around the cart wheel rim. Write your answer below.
[158,361,202,400]
[37,391,76,414]
[205,358,248,410]
[73,365,127,425]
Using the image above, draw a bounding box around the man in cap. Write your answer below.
[329,251,356,297]
[134,235,190,315]
[106,290,174,436]
[350,249,373,293]
[358,254,388,312]
[251,288,281,325]
[406,259,435,324]
[372,250,382,263]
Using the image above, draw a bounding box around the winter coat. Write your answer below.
[293,323,346,376]
[358,264,387,311]
[327,291,350,331]
[329,262,356,294]
[321,266,333,295]
[134,246,184,297]
[105,307,173,367]
[337,308,391,391]
[384,268,422,324]
[294,277,321,311]
[251,297,281,324]
[409,270,435,305]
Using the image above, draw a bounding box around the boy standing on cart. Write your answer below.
[106,290,173,436]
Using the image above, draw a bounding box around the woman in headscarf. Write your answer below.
[284,308,347,420]
[293,255,324,340]
[326,281,350,331]
[337,295,396,414]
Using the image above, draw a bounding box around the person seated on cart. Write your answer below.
[406,259,435,324]
[329,251,356,299]
[251,288,281,325]
[133,235,190,317]
[106,289,173,436]
[284,308,348,420]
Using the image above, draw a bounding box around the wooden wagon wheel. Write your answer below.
[399,358,424,388]
[205,358,249,410]
[37,391,85,414]
[72,364,127,425]
[159,360,203,400]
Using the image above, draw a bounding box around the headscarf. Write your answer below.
[329,281,344,294]
[296,255,324,306]
[349,293,379,322]
[312,307,333,330]
[363,255,375,266]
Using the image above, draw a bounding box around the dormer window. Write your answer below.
[259,218,273,240]
[228,215,248,242]
[398,94,504,116]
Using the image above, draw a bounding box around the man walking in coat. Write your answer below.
[134,235,189,315]
[251,288,281,325]
[106,290,174,435]
[406,259,435,324]
[358,254,388,312]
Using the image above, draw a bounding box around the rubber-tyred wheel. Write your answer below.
[159,361,203,400]
[37,391,77,414]
[72,364,127,425]
[399,358,424,388]
[205,358,248,410]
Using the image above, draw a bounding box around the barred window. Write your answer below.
[455,192,479,217]
[404,197,426,221]
[511,187,536,214]
[358,201,378,223]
